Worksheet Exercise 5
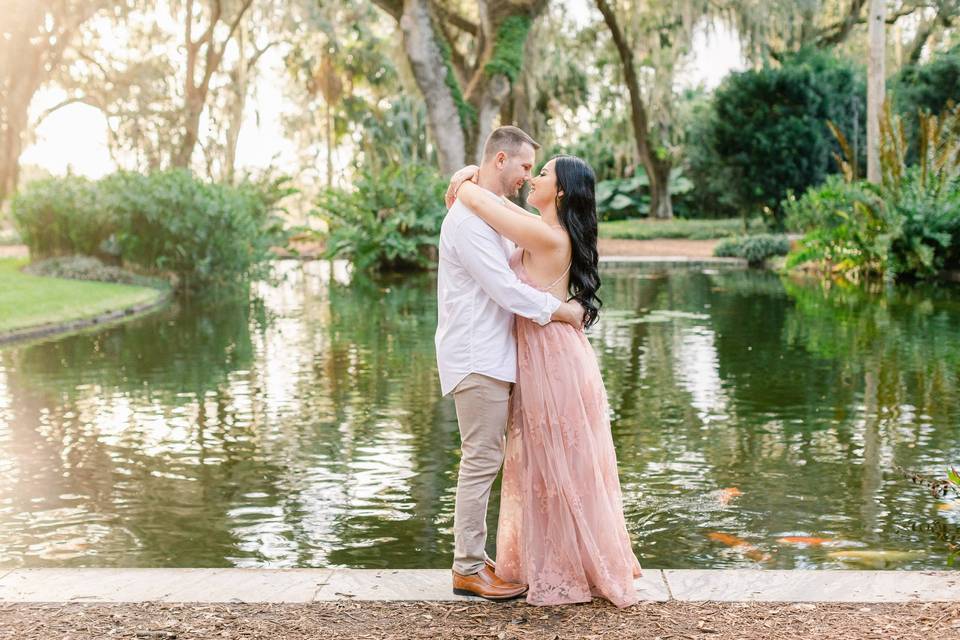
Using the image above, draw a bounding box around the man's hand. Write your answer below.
[445,165,480,208]
[551,300,586,328]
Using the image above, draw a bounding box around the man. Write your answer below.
[435,126,584,600]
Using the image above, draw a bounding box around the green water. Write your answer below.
[1,261,958,570]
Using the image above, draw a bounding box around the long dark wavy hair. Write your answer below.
[552,155,602,328]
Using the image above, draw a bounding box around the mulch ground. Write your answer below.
[2,599,959,639]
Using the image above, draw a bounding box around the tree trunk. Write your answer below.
[397,0,466,174]
[173,0,252,169]
[867,0,886,184]
[325,98,334,187]
[374,0,543,174]
[595,0,673,219]
[0,4,66,206]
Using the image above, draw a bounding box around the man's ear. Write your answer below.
[496,151,506,168]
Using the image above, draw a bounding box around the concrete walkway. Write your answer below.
[0,569,957,604]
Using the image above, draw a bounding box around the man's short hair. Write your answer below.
[482,126,540,162]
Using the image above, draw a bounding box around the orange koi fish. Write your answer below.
[717,487,742,505]
[708,532,771,562]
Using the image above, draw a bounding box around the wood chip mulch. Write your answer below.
[2,600,959,640]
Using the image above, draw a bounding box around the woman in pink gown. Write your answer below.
[449,155,642,608]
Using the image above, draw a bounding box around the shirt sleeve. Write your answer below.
[455,215,560,326]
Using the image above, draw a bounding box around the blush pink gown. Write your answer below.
[495,248,642,608]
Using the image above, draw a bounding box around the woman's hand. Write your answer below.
[445,165,480,208]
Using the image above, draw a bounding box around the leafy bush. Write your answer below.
[11,175,116,258]
[12,170,291,292]
[714,234,791,265]
[705,49,866,227]
[785,103,960,280]
[105,170,290,290]
[783,174,875,233]
[892,45,960,161]
[314,163,446,273]
[22,255,168,289]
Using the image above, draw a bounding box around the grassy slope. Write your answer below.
[0,258,164,333]
[598,217,764,241]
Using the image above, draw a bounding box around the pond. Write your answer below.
[1,260,958,571]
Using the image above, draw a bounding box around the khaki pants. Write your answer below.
[451,373,512,575]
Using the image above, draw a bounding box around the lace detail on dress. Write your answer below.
[496,248,643,609]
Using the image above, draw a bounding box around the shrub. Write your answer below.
[314,163,446,272]
[105,170,289,291]
[892,45,960,161]
[705,49,866,227]
[714,234,791,265]
[11,175,116,259]
[12,170,291,292]
[22,255,168,289]
[785,102,960,280]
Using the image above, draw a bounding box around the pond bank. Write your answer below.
[0,257,170,345]
[1,570,956,640]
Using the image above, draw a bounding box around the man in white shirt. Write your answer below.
[436,126,584,600]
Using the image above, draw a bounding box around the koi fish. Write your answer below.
[827,550,924,569]
[717,487,742,505]
[707,532,771,562]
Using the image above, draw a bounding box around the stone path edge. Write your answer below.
[0,289,171,346]
[600,256,746,266]
[0,569,957,604]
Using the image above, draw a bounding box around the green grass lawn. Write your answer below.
[0,258,165,334]
[598,217,766,241]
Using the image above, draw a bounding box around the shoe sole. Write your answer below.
[452,587,527,601]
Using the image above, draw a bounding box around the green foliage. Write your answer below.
[484,16,533,83]
[706,49,866,227]
[433,16,476,130]
[11,175,116,259]
[681,93,741,218]
[105,170,290,291]
[892,45,960,160]
[12,171,291,292]
[595,171,693,221]
[314,164,446,273]
[598,216,764,240]
[714,234,791,265]
[23,255,168,289]
[785,103,960,281]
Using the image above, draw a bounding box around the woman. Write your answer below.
[447,155,642,608]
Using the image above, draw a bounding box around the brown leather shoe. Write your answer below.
[484,556,496,572]
[452,566,527,601]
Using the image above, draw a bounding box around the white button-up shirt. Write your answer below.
[435,190,561,396]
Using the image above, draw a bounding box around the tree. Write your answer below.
[174,0,254,168]
[54,0,266,176]
[593,0,722,219]
[867,0,886,183]
[371,0,546,174]
[0,0,119,207]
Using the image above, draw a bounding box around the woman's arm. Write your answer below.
[457,181,566,255]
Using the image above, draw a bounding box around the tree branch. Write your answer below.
[32,95,104,127]
[370,0,403,22]
[431,1,479,36]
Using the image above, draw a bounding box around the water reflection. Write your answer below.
[0,261,958,570]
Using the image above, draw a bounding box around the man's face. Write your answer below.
[498,144,536,198]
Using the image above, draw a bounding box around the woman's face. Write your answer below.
[528,159,561,210]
